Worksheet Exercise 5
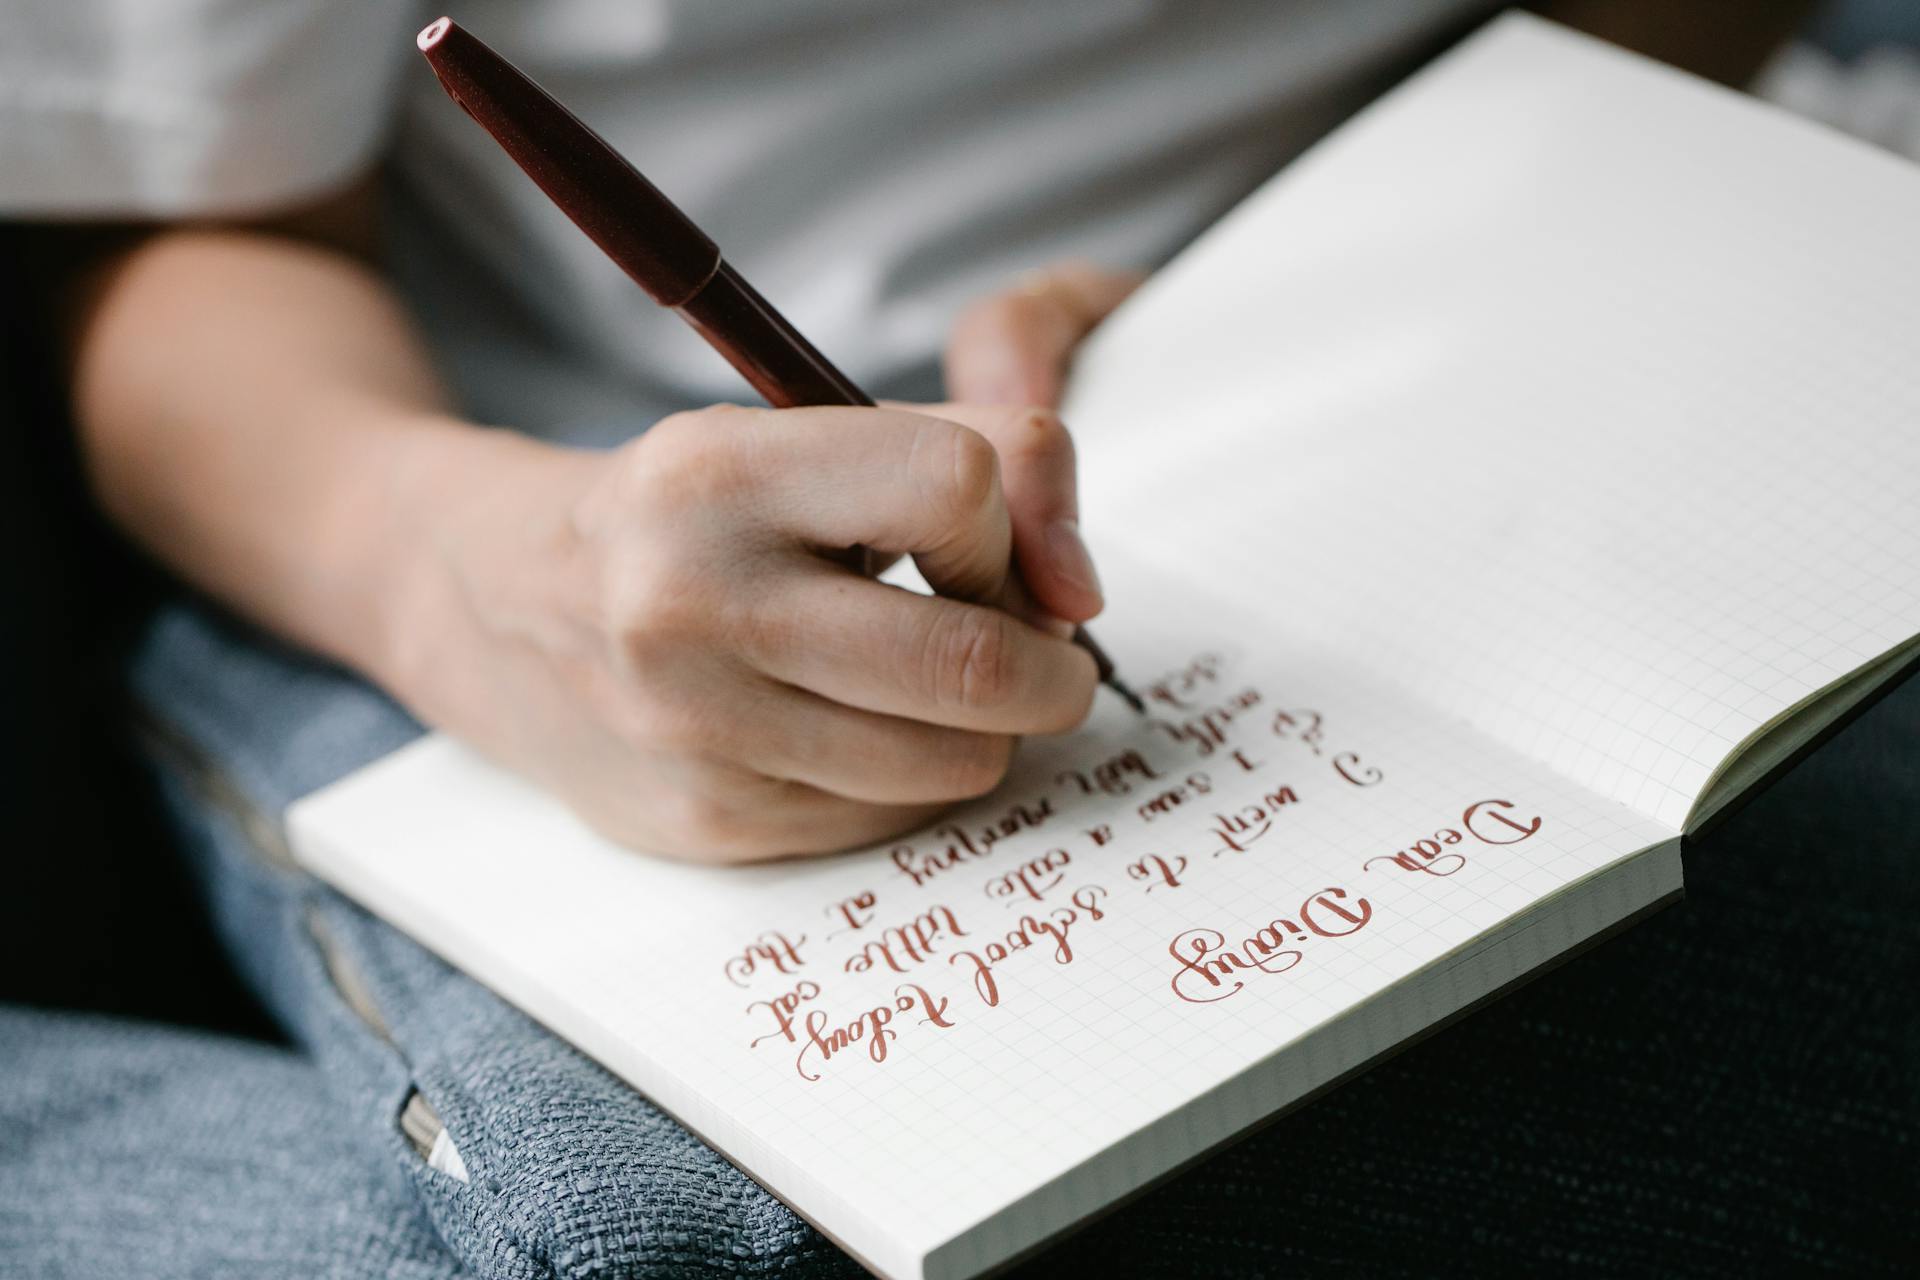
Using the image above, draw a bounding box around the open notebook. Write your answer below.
[289,15,1920,1280]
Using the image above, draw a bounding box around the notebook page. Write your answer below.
[1067,13,1920,832]
[291,549,1676,1279]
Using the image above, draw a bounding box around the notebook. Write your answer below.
[288,15,1920,1280]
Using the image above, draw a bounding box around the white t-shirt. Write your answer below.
[3,0,1491,438]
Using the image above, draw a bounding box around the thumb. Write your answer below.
[944,262,1145,408]
[912,402,1104,627]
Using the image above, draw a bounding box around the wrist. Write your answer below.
[364,419,597,720]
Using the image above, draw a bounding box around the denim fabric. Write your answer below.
[92,598,1918,1278]
[126,602,861,1280]
[0,1005,467,1280]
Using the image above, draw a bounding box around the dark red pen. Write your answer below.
[415,16,1143,714]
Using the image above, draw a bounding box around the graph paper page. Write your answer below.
[1070,13,1920,832]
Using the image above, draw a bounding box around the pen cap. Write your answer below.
[417,17,721,307]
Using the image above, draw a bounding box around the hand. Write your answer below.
[384,402,1106,862]
[945,261,1144,410]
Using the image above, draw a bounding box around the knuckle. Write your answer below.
[623,412,702,487]
[1058,678,1099,734]
[611,686,710,755]
[1037,650,1100,733]
[725,589,793,670]
[941,733,1015,798]
[621,406,753,506]
[931,608,1020,712]
[997,405,1074,465]
[576,803,661,858]
[659,786,749,856]
[570,779,691,860]
[610,617,671,687]
[608,576,697,668]
[940,424,1002,520]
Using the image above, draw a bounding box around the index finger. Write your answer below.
[721,405,1020,607]
[737,565,1098,735]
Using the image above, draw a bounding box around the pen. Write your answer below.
[415,16,1144,714]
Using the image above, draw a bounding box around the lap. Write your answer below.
[117,602,1920,1278]
[0,1005,468,1280]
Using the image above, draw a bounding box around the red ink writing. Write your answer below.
[1168,924,1302,1003]
[1144,653,1223,711]
[949,885,1109,1007]
[746,979,821,1048]
[1298,886,1373,937]
[1463,798,1542,844]
[985,848,1071,905]
[1209,785,1300,857]
[1365,827,1467,878]
[1127,853,1189,892]
[724,930,807,987]
[1056,748,1162,798]
[1333,751,1383,787]
[843,905,968,975]
[891,798,1056,887]
[1137,772,1212,822]
[1152,688,1263,758]
[824,891,878,937]
[793,983,954,1082]
[1168,886,1374,1004]
[1270,709,1325,756]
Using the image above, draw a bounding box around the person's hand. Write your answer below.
[945,261,1144,410]
[384,401,1106,862]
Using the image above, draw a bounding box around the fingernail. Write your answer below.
[1043,518,1102,604]
[1036,614,1077,639]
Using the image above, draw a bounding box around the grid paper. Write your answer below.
[1069,13,1920,834]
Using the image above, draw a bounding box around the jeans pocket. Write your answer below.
[306,900,477,1187]
[154,723,484,1201]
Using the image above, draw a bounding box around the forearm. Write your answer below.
[68,219,505,688]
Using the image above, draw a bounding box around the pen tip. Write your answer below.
[418,16,453,52]
[1108,677,1147,716]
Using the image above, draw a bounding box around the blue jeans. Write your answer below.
[0,1006,468,1280]
[4,598,1916,1278]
